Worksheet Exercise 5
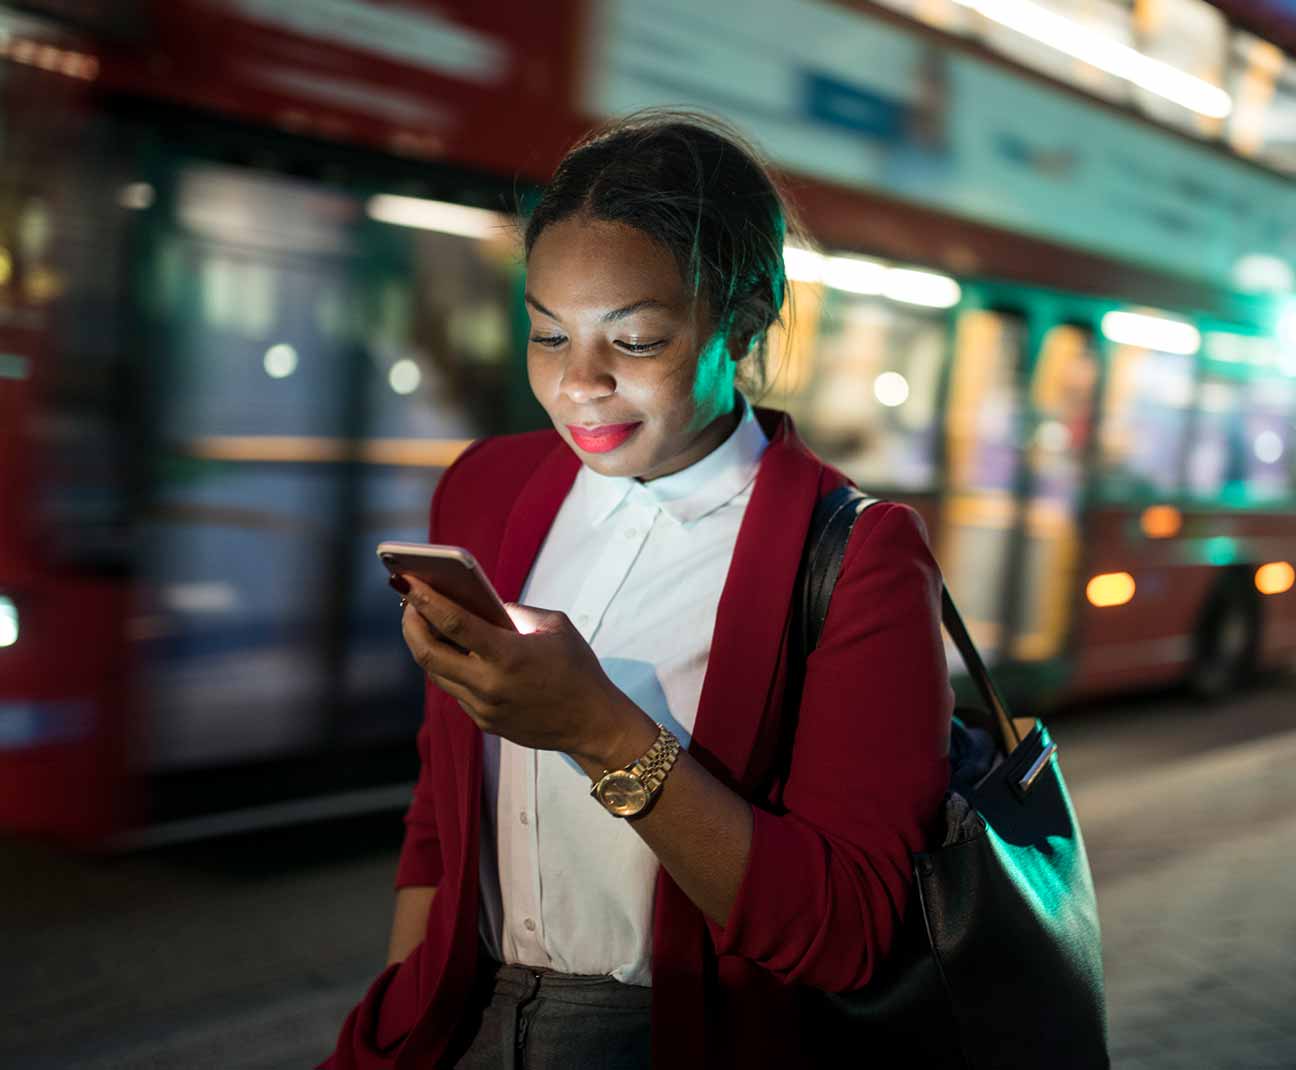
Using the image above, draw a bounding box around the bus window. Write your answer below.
[138,166,353,767]
[1242,375,1296,501]
[765,284,945,491]
[1014,324,1098,661]
[945,310,1023,496]
[1185,378,1246,500]
[361,217,521,446]
[1028,324,1098,506]
[1186,375,1296,504]
[940,309,1027,656]
[1097,344,1195,501]
[341,217,525,742]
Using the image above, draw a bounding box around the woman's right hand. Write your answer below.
[386,885,437,966]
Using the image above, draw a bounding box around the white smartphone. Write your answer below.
[376,541,516,632]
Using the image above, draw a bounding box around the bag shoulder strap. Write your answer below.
[798,485,1020,753]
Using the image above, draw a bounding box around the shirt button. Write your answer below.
[524,917,536,932]
[577,613,591,626]
[624,528,638,540]
[519,810,529,826]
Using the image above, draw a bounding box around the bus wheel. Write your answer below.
[1186,577,1259,703]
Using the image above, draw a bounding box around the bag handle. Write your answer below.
[801,486,1021,755]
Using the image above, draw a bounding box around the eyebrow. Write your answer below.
[524,293,674,324]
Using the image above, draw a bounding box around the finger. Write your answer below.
[401,603,487,691]
[403,575,502,660]
[425,669,481,716]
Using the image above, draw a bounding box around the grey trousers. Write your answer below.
[449,958,653,1070]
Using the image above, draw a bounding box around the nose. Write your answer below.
[559,345,616,404]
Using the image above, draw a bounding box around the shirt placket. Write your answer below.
[521,746,545,959]
[532,496,659,956]
[569,497,660,642]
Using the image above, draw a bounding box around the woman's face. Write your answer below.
[524,216,741,482]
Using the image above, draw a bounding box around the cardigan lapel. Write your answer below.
[491,439,583,603]
[688,409,826,788]
[447,416,824,798]
[444,437,581,894]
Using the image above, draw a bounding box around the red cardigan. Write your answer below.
[321,407,952,1070]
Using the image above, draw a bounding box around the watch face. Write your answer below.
[597,771,650,817]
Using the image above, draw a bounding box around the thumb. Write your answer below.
[502,602,560,636]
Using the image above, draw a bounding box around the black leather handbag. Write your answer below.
[792,487,1110,1069]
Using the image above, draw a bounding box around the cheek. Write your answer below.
[526,352,555,402]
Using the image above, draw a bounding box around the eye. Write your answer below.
[529,333,567,348]
[616,339,667,355]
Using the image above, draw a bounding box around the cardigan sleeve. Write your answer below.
[393,714,444,889]
[706,502,953,992]
[391,441,483,890]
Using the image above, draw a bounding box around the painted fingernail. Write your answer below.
[388,575,411,595]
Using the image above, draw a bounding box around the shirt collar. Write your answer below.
[577,391,769,529]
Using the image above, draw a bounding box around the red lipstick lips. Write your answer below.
[566,421,642,453]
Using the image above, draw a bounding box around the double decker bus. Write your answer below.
[1,0,1293,846]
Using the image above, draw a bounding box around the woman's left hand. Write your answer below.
[398,575,641,765]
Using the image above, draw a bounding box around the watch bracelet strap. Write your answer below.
[634,725,681,794]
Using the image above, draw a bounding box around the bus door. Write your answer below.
[939,309,1027,680]
[940,311,1099,700]
[136,161,364,773]
[1010,324,1099,672]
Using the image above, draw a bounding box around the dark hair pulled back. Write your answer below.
[524,109,794,400]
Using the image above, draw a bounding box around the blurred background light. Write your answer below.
[388,358,421,395]
[1254,429,1284,463]
[1140,505,1182,539]
[873,371,911,407]
[1255,561,1295,595]
[822,255,886,295]
[782,248,959,308]
[118,182,156,210]
[0,33,98,80]
[0,597,17,648]
[783,244,823,283]
[952,0,1232,118]
[263,343,298,379]
[1232,253,1295,293]
[1203,331,1276,366]
[1101,310,1201,354]
[1034,419,1071,452]
[0,354,30,380]
[883,267,962,308]
[366,194,508,239]
[1278,304,1296,375]
[1205,536,1238,565]
[1086,571,1136,607]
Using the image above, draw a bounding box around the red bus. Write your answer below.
[1,0,1292,846]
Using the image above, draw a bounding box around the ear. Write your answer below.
[726,329,756,363]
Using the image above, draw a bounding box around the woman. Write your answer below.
[322,111,953,1070]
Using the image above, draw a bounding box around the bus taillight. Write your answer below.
[0,597,17,648]
[1255,562,1295,596]
[1086,572,1136,607]
[1140,505,1182,539]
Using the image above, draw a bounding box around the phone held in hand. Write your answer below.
[376,541,517,632]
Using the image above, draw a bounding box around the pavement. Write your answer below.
[2,680,1294,1068]
[1062,707,1296,1070]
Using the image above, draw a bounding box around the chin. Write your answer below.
[583,453,644,478]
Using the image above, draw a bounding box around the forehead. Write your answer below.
[526,217,687,312]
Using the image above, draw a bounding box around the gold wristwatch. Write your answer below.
[590,723,681,818]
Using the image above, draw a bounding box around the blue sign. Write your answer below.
[803,70,908,143]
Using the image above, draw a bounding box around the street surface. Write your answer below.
[3,675,1294,1069]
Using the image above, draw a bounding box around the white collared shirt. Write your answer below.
[478,393,769,985]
